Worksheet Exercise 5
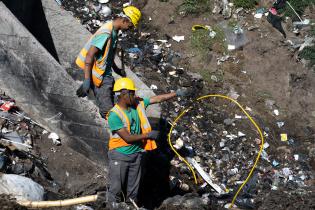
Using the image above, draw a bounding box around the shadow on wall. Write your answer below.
[2,0,60,62]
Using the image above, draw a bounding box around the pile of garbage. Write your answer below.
[59,0,314,209]
[0,92,62,205]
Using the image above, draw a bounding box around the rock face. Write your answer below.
[0,2,107,164]
[0,174,44,201]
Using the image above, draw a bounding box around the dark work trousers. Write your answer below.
[267,12,286,38]
[92,76,114,119]
[107,150,143,203]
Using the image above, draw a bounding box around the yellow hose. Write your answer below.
[167,94,264,208]
[17,195,98,208]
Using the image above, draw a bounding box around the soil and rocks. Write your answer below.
[1,0,315,210]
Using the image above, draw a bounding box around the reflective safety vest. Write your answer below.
[75,21,117,87]
[108,102,157,151]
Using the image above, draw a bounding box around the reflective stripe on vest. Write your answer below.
[108,102,157,151]
[137,101,157,151]
[75,21,115,87]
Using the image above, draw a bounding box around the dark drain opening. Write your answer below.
[2,0,59,62]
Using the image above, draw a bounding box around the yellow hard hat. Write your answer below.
[113,77,137,92]
[123,6,141,28]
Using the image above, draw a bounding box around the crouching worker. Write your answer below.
[107,77,191,209]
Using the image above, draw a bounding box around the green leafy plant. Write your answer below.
[191,26,227,56]
[300,46,315,70]
[233,0,257,9]
[281,0,315,20]
[178,0,211,15]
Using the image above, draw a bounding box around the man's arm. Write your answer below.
[84,46,99,79]
[116,128,148,143]
[112,51,126,77]
[149,92,177,104]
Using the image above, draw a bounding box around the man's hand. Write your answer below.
[176,88,193,97]
[146,130,159,140]
[76,78,91,97]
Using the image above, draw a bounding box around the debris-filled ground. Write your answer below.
[1,0,315,209]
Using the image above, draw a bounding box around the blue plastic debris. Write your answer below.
[126,47,142,54]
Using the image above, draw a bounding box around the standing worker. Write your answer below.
[107,77,191,209]
[75,6,141,118]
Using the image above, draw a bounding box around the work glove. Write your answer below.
[146,130,159,140]
[176,88,193,97]
[76,78,91,97]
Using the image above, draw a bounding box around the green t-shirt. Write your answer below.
[108,98,151,154]
[91,28,118,77]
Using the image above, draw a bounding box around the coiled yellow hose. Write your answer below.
[167,94,264,208]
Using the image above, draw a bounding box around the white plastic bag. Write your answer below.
[0,174,44,201]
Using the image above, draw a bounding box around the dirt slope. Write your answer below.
[142,0,315,141]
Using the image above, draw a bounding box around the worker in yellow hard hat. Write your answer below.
[107,78,192,209]
[75,6,141,119]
